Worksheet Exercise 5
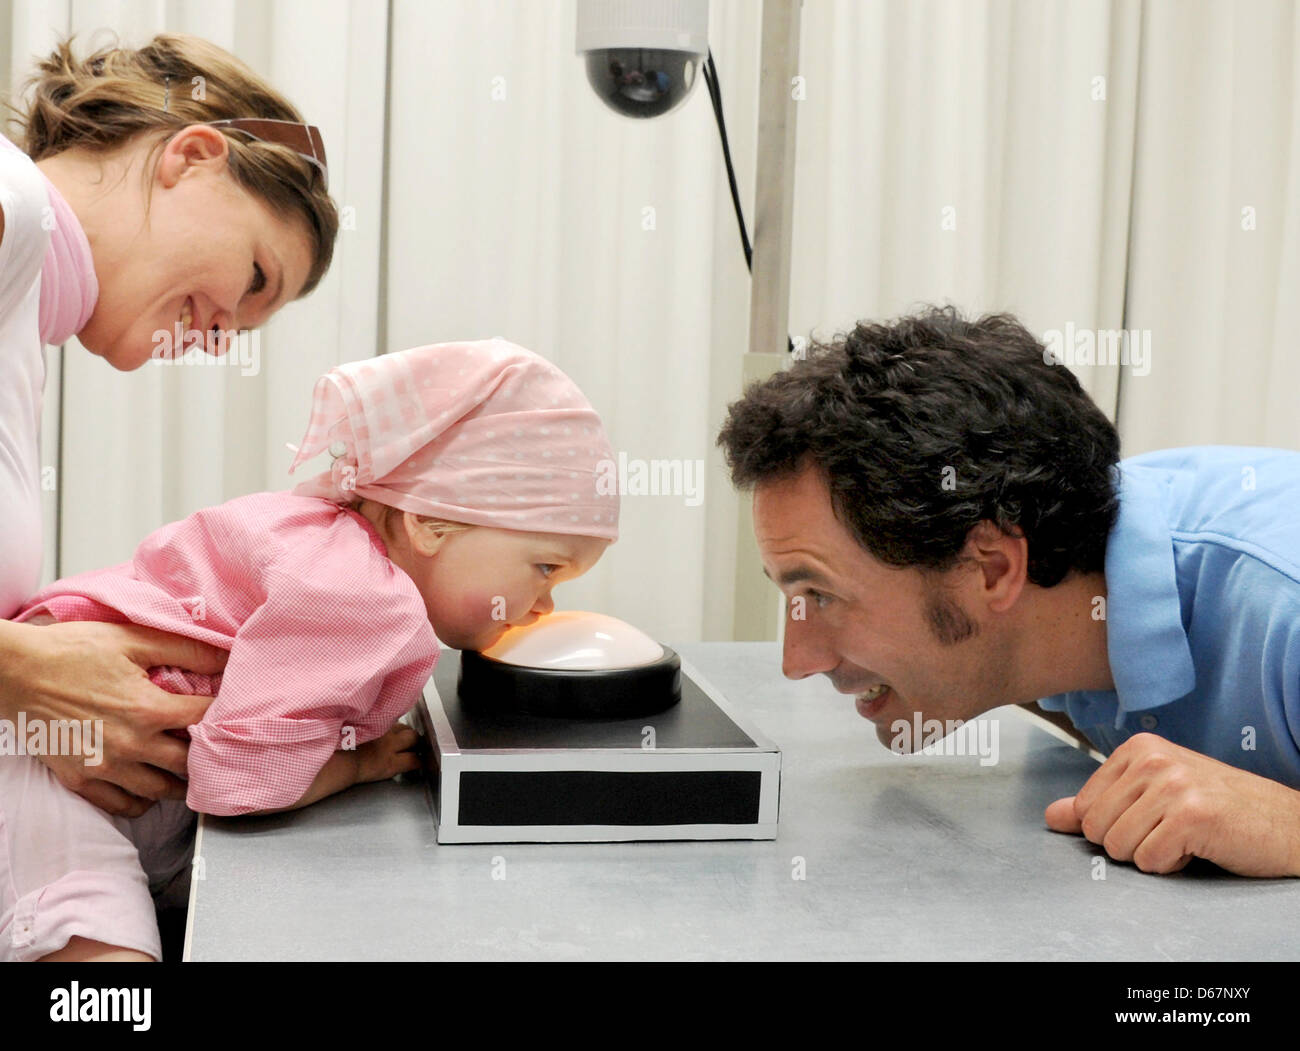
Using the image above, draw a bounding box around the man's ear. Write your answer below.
[402,512,451,558]
[965,519,1027,612]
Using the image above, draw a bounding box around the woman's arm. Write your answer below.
[239,725,421,817]
[0,618,228,816]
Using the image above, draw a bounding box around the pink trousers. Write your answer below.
[0,753,196,961]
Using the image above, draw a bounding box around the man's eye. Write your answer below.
[249,262,266,296]
[787,591,831,617]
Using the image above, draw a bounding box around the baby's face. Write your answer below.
[409,526,611,651]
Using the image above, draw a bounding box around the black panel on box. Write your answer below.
[458,770,763,825]
[435,648,756,750]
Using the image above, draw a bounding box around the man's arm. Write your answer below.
[1045,733,1300,877]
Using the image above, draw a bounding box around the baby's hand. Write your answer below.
[355,725,422,784]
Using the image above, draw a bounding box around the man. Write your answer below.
[717,306,1300,877]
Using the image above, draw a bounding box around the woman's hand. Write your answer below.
[0,619,228,817]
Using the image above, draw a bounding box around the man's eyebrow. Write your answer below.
[761,564,833,588]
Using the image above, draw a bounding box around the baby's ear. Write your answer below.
[402,512,451,557]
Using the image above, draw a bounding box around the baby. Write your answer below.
[0,338,619,961]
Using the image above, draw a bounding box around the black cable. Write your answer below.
[702,49,794,355]
[703,51,752,270]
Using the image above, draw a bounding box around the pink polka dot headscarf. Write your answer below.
[288,339,620,541]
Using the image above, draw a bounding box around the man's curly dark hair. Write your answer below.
[716,305,1121,589]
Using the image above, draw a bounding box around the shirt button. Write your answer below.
[1139,714,1158,730]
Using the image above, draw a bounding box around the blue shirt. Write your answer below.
[1037,446,1300,788]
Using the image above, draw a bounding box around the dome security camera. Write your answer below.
[576,0,709,119]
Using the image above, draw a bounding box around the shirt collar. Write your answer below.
[1103,462,1197,714]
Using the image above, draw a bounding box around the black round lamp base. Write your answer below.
[458,646,682,719]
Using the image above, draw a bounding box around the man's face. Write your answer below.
[752,462,1014,749]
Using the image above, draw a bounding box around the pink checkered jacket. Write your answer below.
[16,491,439,815]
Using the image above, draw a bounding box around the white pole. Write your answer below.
[732,0,802,641]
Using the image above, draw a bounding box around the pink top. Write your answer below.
[0,132,99,618]
[15,491,439,816]
[36,154,99,347]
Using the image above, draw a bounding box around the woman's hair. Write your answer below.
[716,305,1122,589]
[3,32,338,296]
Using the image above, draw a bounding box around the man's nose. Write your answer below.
[782,612,835,680]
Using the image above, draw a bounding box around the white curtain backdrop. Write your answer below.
[790,0,1141,421]
[3,0,1298,645]
[1119,0,1300,453]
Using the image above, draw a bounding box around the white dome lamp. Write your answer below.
[459,611,682,718]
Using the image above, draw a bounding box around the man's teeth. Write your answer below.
[857,683,888,701]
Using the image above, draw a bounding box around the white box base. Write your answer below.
[413,649,781,843]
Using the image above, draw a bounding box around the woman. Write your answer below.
[0,32,339,955]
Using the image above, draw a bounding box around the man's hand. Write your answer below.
[0,619,227,817]
[1045,732,1300,877]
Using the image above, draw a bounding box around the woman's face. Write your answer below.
[71,125,315,371]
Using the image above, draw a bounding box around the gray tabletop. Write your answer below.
[184,642,1300,961]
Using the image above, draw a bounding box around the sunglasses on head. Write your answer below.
[206,118,329,191]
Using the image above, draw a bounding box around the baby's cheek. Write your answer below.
[462,589,510,625]
[420,587,490,634]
